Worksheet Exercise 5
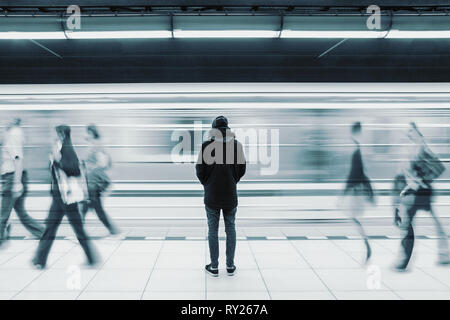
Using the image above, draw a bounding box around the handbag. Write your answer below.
[55,166,88,205]
[411,146,446,182]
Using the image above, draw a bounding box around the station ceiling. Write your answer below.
[0,1,449,83]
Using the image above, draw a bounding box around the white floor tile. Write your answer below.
[78,291,142,300]
[0,253,18,265]
[115,241,163,253]
[332,290,400,300]
[371,240,399,253]
[418,267,450,287]
[13,290,81,300]
[269,291,335,300]
[301,251,361,269]
[253,252,309,269]
[413,253,447,268]
[281,227,324,237]
[0,269,43,291]
[315,268,389,291]
[331,240,367,252]
[24,240,76,253]
[1,234,449,301]
[0,240,34,253]
[291,240,340,254]
[1,251,64,269]
[395,290,450,300]
[206,269,267,292]
[207,291,270,300]
[380,267,449,291]
[102,252,157,269]
[24,268,98,291]
[161,241,205,253]
[84,268,151,291]
[333,240,392,254]
[155,252,205,269]
[0,291,17,299]
[414,240,441,253]
[249,241,297,254]
[347,253,395,269]
[142,291,206,300]
[49,253,99,269]
[260,269,328,292]
[146,269,205,291]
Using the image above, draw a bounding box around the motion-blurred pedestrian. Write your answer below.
[342,122,374,264]
[0,118,43,246]
[32,125,97,269]
[81,124,118,235]
[393,122,449,271]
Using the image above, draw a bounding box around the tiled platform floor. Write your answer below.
[0,229,449,300]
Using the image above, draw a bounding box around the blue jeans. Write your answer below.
[0,171,44,242]
[206,205,237,268]
[33,195,96,267]
[399,187,449,268]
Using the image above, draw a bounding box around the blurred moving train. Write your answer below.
[1,83,449,185]
[1,83,450,221]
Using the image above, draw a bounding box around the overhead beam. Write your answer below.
[2,1,450,8]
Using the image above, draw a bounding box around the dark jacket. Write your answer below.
[346,144,365,188]
[50,139,81,198]
[344,142,374,201]
[196,130,246,210]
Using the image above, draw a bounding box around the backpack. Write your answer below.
[88,167,111,193]
[411,146,446,182]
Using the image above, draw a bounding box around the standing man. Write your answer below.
[0,118,44,246]
[196,116,246,277]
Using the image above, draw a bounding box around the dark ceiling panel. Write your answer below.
[0,38,449,83]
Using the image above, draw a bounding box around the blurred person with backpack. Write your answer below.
[81,124,118,235]
[393,122,449,271]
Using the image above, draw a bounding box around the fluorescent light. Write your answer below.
[0,31,66,39]
[1,29,450,40]
[173,30,279,38]
[4,92,450,100]
[281,29,450,39]
[65,30,172,39]
[385,30,450,38]
[2,83,449,94]
[280,30,387,38]
[2,102,450,111]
